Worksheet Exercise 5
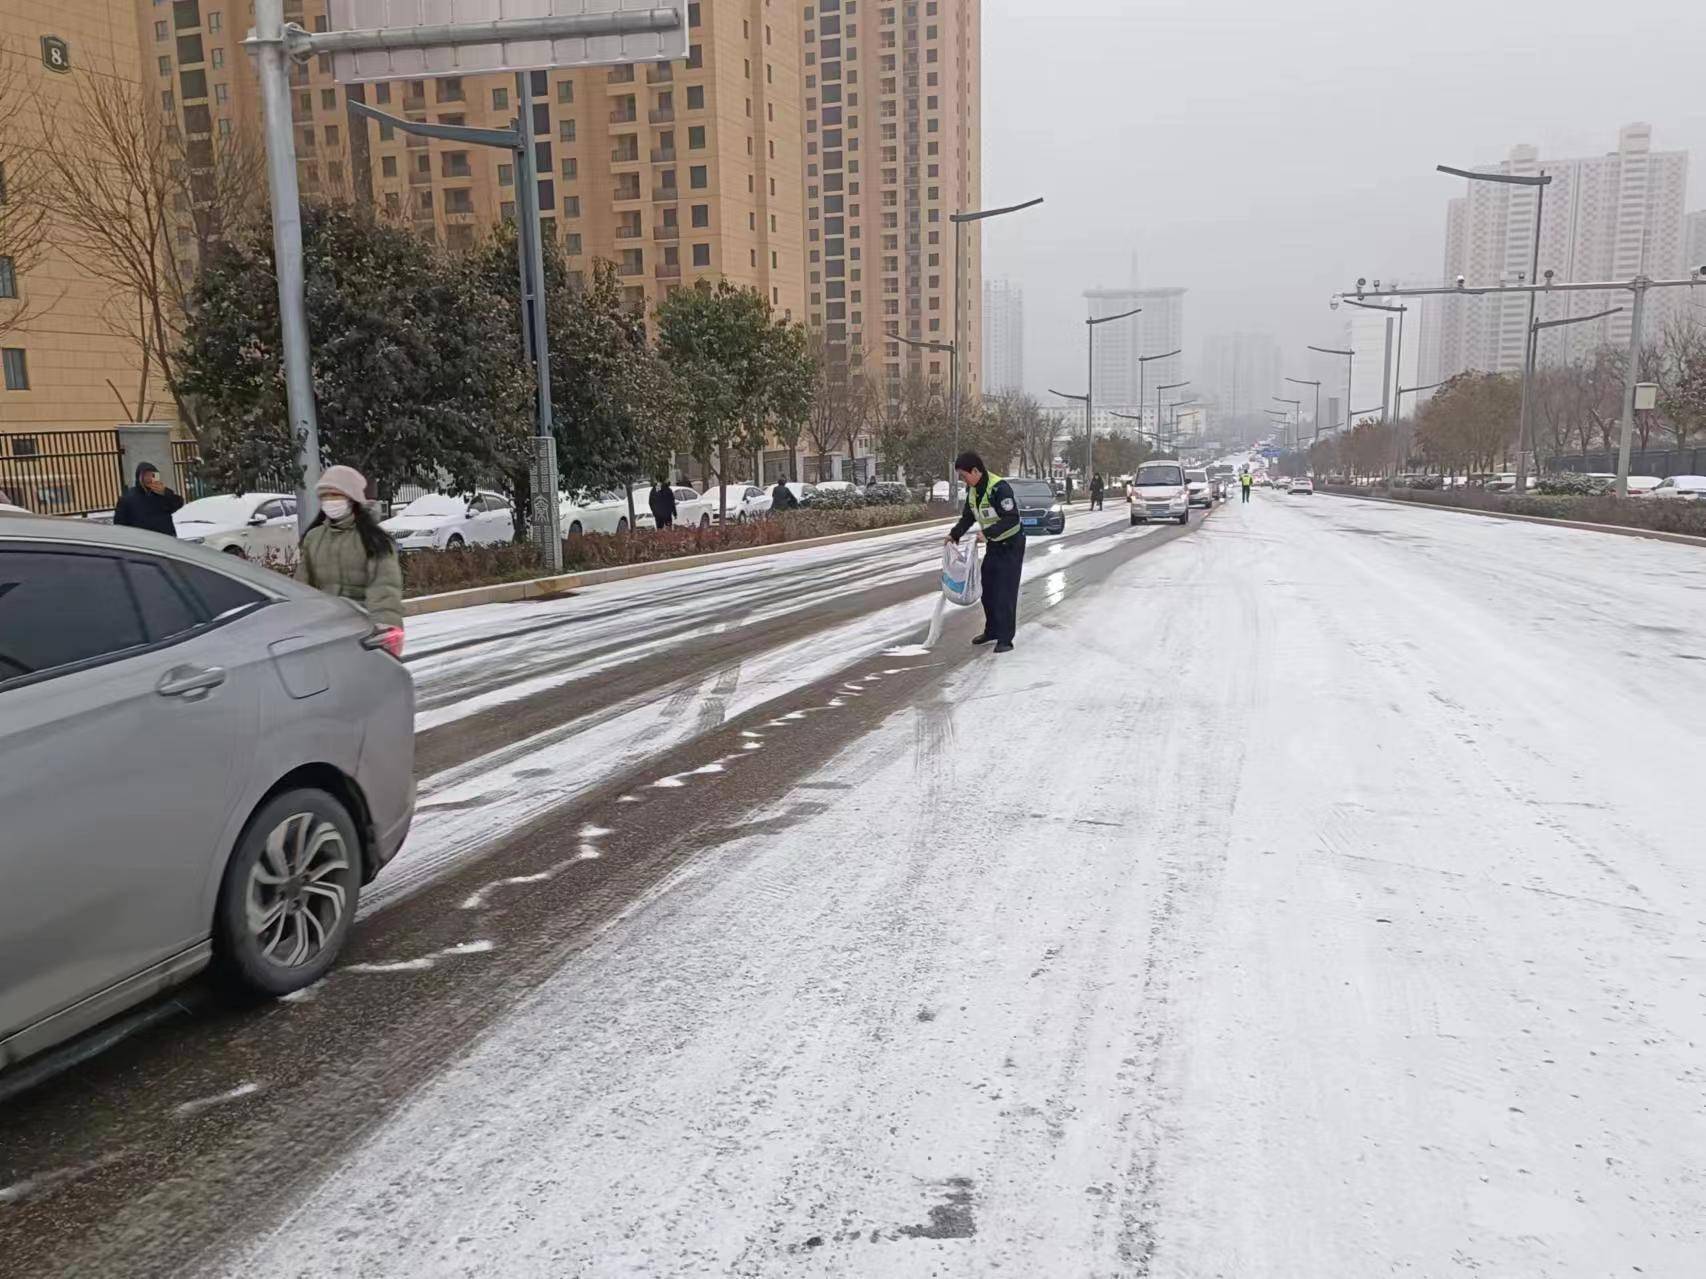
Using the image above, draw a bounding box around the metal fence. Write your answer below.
[1551,448,1706,478]
[0,430,206,516]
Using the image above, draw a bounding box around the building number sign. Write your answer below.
[41,36,71,74]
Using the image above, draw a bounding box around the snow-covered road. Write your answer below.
[228,493,1706,1277]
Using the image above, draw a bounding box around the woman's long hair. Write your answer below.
[305,499,395,561]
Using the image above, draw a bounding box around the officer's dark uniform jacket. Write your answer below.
[950,472,1026,644]
[949,473,1023,545]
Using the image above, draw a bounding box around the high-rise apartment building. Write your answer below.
[800,0,982,400]
[1438,124,1689,380]
[1084,286,1184,428]
[135,0,805,321]
[981,276,1022,395]
[1,2,167,434]
[1198,332,1280,419]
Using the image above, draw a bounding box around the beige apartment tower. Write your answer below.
[801,0,981,404]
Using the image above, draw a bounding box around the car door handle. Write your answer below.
[157,665,227,700]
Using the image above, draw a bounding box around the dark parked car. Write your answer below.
[1008,477,1066,535]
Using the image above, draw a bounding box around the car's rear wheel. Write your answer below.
[568,520,583,536]
[699,513,711,529]
[446,534,465,549]
[222,545,246,558]
[215,788,361,996]
[617,517,629,534]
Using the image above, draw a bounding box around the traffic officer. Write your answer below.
[947,450,1025,653]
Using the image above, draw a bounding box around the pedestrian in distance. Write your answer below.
[649,478,677,530]
[1090,473,1105,512]
[771,477,799,512]
[296,464,405,654]
[112,461,184,537]
[1240,472,1253,504]
[947,450,1025,654]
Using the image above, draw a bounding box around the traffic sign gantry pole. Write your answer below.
[245,0,686,565]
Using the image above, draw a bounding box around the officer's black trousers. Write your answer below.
[980,536,1026,643]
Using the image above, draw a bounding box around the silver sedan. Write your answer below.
[0,516,415,1070]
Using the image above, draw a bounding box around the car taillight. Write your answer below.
[362,625,406,659]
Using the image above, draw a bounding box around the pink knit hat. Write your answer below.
[316,464,368,504]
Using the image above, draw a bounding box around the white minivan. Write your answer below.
[1129,460,1191,526]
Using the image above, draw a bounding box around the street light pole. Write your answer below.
[1285,377,1320,449]
[1308,344,1355,439]
[1155,380,1188,453]
[1338,297,1408,424]
[948,196,1044,503]
[1438,164,1551,493]
[1083,305,1141,484]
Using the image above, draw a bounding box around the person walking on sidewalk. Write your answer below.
[947,450,1025,654]
[1090,473,1105,511]
[297,465,404,653]
[113,462,184,537]
[770,478,799,512]
[1240,472,1253,504]
[649,478,677,530]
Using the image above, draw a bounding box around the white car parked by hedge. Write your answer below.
[381,492,515,550]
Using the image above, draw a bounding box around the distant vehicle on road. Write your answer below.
[1129,461,1191,526]
[0,516,415,1070]
[1649,475,1706,501]
[382,491,515,551]
[1289,477,1315,495]
[1008,477,1066,535]
[1185,468,1214,509]
[174,493,299,563]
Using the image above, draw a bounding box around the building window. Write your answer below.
[691,203,709,227]
[374,83,390,104]
[158,55,171,75]
[0,257,15,299]
[690,165,707,189]
[381,155,397,177]
[498,163,513,186]
[210,47,223,69]
[492,86,509,110]
[321,87,336,108]
[688,1,701,23]
[155,20,168,39]
[559,119,576,142]
[444,188,473,213]
[2,348,28,390]
[217,118,231,137]
[557,80,574,104]
[438,76,464,102]
[214,83,228,105]
[692,243,710,267]
[323,123,337,145]
[562,196,580,217]
[687,43,702,68]
[161,90,175,112]
[686,85,705,110]
[500,201,516,222]
[689,125,706,149]
[560,157,578,180]
[566,232,582,254]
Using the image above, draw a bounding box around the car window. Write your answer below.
[258,499,286,521]
[0,549,147,685]
[1136,465,1184,486]
[124,559,200,643]
[675,487,697,502]
[176,560,268,621]
[1009,481,1055,505]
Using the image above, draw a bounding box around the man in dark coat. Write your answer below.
[648,478,677,530]
[113,462,184,536]
[770,479,799,511]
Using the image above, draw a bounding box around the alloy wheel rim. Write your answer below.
[246,813,350,969]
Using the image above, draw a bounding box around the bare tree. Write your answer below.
[0,44,52,343]
[38,60,264,428]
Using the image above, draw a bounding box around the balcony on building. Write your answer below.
[614,175,644,201]
[649,105,674,124]
[650,145,677,164]
[612,140,640,163]
[610,104,638,124]
[653,222,679,241]
[656,260,682,279]
[646,64,674,85]
[608,64,636,84]
[651,182,678,203]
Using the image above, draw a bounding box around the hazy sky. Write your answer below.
[981,0,1706,398]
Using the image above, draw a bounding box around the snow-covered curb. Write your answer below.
[1319,486,1706,549]
[403,515,953,617]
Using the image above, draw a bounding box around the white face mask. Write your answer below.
[320,497,352,521]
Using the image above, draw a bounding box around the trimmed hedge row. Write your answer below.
[1323,484,1706,537]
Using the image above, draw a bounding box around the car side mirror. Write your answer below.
[248,512,268,526]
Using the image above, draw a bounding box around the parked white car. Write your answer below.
[381,491,515,550]
[671,484,714,528]
[1649,475,1706,501]
[559,489,636,536]
[704,483,772,523]
[1624,475,1663,498]
[814,480,857,497]
[173,493,300,563]
[1128,461,1191,526]
[930,480,952,502]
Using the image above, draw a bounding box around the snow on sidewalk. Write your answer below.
[228,496,1706,1278]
